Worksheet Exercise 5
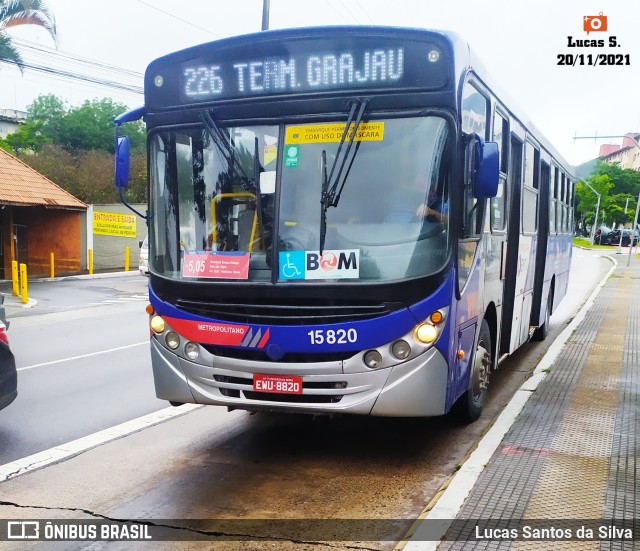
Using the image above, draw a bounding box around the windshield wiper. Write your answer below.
[319,98,368,254]
[201,110,264,247]
[253,136,264,246]
[320,150,329,254]
[200,110,251,184]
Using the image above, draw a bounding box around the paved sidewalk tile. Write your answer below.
[439,264,639,550]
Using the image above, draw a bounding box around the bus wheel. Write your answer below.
[461,320,491,422]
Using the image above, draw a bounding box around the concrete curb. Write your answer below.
[1,294,37,309]
[33,270,141,282]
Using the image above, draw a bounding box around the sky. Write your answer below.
[1,0,638,167]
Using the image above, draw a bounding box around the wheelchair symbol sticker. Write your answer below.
[279,251,305,279]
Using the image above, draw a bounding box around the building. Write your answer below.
[598,133,640,171]
[0,110,27,140]
[0,148,87,278]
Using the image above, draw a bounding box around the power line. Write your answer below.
[323,0,352,23]
[353,0,376,24]
[134,0,222,38]
[3,37,144,102]
[14,38,143,79]
[334,0,362,24]
[0,59,143,95]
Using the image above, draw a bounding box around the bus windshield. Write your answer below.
[149,115,450,282]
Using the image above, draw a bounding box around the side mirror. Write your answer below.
[115,136,131,189]
[472,136,499,199]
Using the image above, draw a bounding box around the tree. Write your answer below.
[1,94,65,152]
[591,161,640,196]
[0,94,145,154]
[58,98,143,153]
[19,143,147,204]
[0,0,56,70]
[576,162,640,229]
[0,93,148,203]
[575,174,613,228]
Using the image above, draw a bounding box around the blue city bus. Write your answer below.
[115,26,574,421]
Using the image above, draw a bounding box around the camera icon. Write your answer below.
[583,12,607,34]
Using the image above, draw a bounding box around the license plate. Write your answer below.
[253,374,303,395]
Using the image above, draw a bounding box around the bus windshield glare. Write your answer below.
[149,115,450,282]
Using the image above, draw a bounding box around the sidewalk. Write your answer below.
[0,270,140,317]
[403,252,639,549]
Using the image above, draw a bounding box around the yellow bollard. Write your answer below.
[19,263,28,304]
[11,260,19,296]
[125,246,130,272]
[50,252,55,279]
[88,249,93,275]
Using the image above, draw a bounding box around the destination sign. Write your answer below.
[145,33,451,107]
[180,47,404,101]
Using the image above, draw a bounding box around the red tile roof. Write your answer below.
[0,148,87,209]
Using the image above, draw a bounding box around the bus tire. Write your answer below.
[532,291,551,342]
[460,319,491,422]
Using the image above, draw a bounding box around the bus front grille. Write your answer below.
[175,297,404,325]
[203,345,355,363]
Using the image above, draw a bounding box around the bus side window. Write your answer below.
[522,141,539,234]
[549,166,558,234]
[491,112,508,232]
[462,83,488,138]
[461,82,489,239]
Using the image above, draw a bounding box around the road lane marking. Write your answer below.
[17,342,148,371]
[0,404,202,482]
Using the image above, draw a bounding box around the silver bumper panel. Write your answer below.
[151,338,449,417]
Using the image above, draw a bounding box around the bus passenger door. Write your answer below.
[499,135,523,355]
[530,160,551,329]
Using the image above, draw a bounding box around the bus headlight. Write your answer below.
[363,350,383,369]
[165,331,180,350]
[150,315,165,334]
[414,308,448,346]
[415,323,438,344]
[391,339,411,360]
[184,342,200,360]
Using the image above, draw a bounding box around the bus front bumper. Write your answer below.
[150,338,449,417]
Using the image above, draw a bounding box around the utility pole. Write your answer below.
[628,194,640,266]
[261,0,270,30]
[617,197,629,254]
[579,179,601,246]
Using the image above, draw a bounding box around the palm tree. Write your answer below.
[0,0,56,71]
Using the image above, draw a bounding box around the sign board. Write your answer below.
[93,211,137,238]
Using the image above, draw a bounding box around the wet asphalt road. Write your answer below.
[0,250,613,550]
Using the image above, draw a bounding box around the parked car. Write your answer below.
[594,225,613,245]
[609,229,639,247]
[0,297,16,412]
[139,235,149,275]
